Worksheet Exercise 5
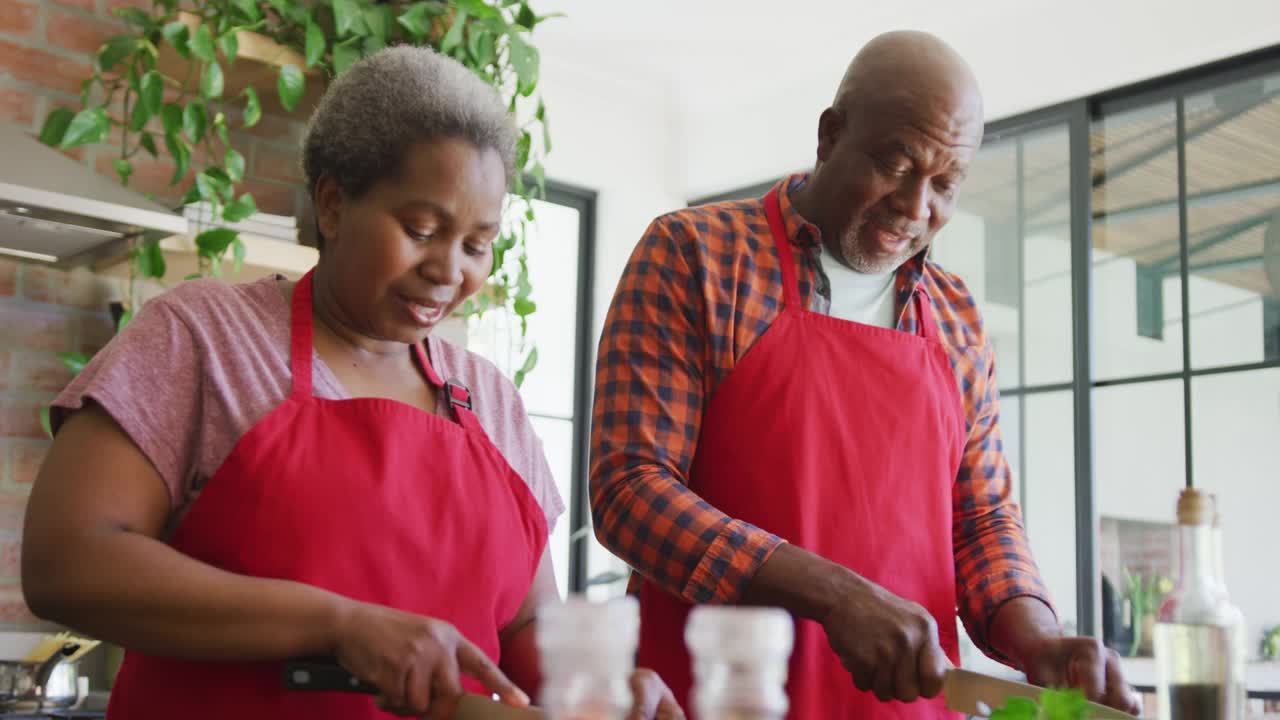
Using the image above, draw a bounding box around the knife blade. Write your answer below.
[942,668,1137,719]
[283,657,544,719]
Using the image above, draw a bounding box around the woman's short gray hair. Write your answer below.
[302,45,516,198]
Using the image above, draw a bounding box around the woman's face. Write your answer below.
[315,137,506,345]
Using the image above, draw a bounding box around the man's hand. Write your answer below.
[990,598,1140,715]
[821,575,952,703]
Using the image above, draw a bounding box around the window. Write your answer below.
[467,183,596,598]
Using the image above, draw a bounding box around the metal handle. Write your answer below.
[282,657,378,694]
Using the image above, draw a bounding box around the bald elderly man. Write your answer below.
[590,31,1139,718]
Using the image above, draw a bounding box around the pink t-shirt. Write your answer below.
[52,276,564,539]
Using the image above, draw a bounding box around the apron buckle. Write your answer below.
[442,379,473,412]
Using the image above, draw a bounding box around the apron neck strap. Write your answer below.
[763,185,801,311]
[290,271,316,397]
[413,342,484,432]
[912,288,941,341]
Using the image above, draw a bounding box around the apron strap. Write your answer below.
[290,271,316,398]
[413,342,484,433]
[763,185,801,311]
[912,288,942,342]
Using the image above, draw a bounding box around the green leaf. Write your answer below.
[532,160,545,199]
[333,42,360,76]
[507,31,539,96]
[232,236,246,273]
[116,308,134,331]
[39,406,52,438]
[113,158,133,185]
[38,108,75,147]
[441,9,467,52]
[515,2,536,30]
[223,148,245,182]
[183,102,207,142]
[145,238,166,278]
[97,35,137,72]
[513,297,536,317]
[180,183,203,206]
[332,0,363,36]
[201,61,224,99]
[195,170,224,201]
[276,64,304,111]
[362,34,384,55]
[472,28,495,67]
[60,108,110,149]
[264,0,289,16]
[230,0,261,22]
[395,2,433,40]
[112,7,154,30]
[164,132,190,184]
[56,352,92,375]
[214,112,229,145]
[515,130,531,170]
[363,5,390,42]
[139,70,163,116]
[304,20,325,67]
[242,87,261,127]
[219,31,239,65]
[513,346,537,387]
[222,193,257,222]
[161,20,190,57]
[183,272,202,280]
[454,0,499,19]
[192,24,216,62]
[160,102,182,136]
[139,131,158,158]
[195,227,239,255]
[989,697,1040,720]
[540,106,551,154]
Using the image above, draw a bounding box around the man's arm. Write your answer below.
[590,217,783,604]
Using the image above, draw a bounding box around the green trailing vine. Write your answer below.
[37,0,553,393]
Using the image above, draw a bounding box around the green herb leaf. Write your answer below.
[195,170,221,200]
[513,297,536,317]
[183,101,207,142]
[97,35,137,72]
[332,0,363,36]
[201,60,224,99]
[162,21,190,58]
[195,227,239,255]
[304,20,325,67]
[223,147,246,182]
[164,132,191,184]
[39,406,52,438]
[990,696,1039,720]
[139,70,164,116]
[507,31,539,96]
[472,28,495,67]
[113,158,133,185]
[56,351,92,374]
[60,108,110,149]
[38,108,75,147]
[454,0,499,19]
[363,5,390,42]
[139,131,158,158]
[192,24,216,62]
[333,42,360,76]
[160,102,183,136]
[276,64,304,111]
[395,2,432,40]
[219,31,239,65]
[232,236,246,272]
[440,8,467,52]
[222,193,257,222]
[242,87,261,127]
[515,2,536,29]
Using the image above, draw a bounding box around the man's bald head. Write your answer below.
[789,31,985,274]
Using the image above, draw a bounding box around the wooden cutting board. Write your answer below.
[942,668,1138,719]
[453,694,544,719]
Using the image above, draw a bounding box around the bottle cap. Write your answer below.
[686,605,794,660]
[537,595,639,654]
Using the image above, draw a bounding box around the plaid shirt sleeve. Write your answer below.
[931,271,1057,657]
[589,216,784,604]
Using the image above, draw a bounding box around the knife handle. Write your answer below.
[283,656,379,694]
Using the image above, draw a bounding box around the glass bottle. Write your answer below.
[537,595,638,720]
[685,605,794,720]
[1154,489,1246,720]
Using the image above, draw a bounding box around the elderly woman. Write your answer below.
[22,47,679,720]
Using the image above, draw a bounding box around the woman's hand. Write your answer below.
[628,668,686,720]
[332,600,528,719]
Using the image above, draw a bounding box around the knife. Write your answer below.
[283,657,545,719]
[942,668,1137,719]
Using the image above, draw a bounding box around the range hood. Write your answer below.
[0,121,188,267]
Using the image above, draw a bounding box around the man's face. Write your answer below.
[812,91,982,274]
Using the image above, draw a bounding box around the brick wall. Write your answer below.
[0,0,309,627]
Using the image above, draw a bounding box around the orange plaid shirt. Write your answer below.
[590,174,1053,654]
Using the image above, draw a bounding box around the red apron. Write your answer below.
[107,271,548,719]
[637,184,967,719]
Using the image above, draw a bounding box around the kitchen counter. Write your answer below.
[1120,656,1280,699]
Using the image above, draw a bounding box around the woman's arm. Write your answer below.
[498,546,558,698]
[23,403,347,660]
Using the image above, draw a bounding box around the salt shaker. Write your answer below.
[537,595,639,720]
[685,605,794,720]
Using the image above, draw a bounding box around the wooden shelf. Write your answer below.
[157,12,327,118]
[95,231,317,282]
